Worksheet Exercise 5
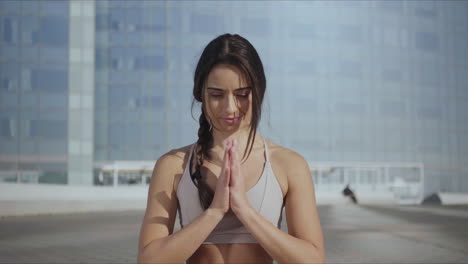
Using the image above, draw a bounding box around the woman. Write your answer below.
[138,33,324,264]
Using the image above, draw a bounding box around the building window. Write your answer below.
[31,69,68,92]
[415,31,438,53]
[30,120,67,139]
[0,119,15,138]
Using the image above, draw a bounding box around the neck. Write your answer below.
[210,128,261,159]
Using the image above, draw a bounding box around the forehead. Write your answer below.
[205,64,249,90]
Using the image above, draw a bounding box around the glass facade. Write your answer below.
[0,0,69,184]
[1,1,467,195]
[94,1,171,162]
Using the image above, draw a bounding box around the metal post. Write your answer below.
[113,162,118,187]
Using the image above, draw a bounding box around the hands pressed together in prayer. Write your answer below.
[209,139,251,217]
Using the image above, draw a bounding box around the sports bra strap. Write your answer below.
[263,138,270,163]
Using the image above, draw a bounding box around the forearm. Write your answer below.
[237,206,324,264]
[138,208,223,264]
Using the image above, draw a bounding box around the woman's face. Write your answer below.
[203,64,252,133]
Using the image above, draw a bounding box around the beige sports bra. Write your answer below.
[176,138,285,244]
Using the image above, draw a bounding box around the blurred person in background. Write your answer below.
[138,33,324,264]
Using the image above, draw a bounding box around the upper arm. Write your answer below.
[284,152,324,254]
[138,153,182,254]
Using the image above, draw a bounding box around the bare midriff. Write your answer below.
[187,243,273,264]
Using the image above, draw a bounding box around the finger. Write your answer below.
[224,164,230,187]
[232,139,240,169]
[229,140,237,186]
[222,140,231,182]
[224,162,231,187]
[223,140,231,162]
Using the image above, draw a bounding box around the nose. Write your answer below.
[224,94,237,114]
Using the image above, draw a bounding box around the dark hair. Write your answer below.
[191,33,266,210]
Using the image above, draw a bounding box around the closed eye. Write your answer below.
[236,91,250,97]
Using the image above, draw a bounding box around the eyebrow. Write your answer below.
[207,86,251,91]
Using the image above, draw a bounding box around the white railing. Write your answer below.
[310,162,424,204]
[1,161,425,205]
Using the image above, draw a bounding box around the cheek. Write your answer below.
[206,100,220,117]
[240,98,252,115]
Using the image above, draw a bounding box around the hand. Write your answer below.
[228,139,251,216]
[208,140,232,216]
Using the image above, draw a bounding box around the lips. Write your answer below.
[223,116,241,125]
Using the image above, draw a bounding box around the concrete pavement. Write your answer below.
[1,205,467,263]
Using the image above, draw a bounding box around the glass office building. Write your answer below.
[0,1,70,184]
[1,1,467,196]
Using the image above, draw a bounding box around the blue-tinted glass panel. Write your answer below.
[127,32,145,44]
[415,31,438,52]
[96,48,111,70]
[20,1,40,15]
[110,46,128,59]
[41,0,69,17]
[0,91,18,107]
[109,8,125,31]
[379,100,406,117]
[0,119,13,137]
[40,93,67,109]
[3,18,13,43]
[0,62,18,91]
[339,60,362,79]
[38,140,67,155]
[21,46,40,61]
[135,56,165,71]
[382,69,402,82]
[190,13,223,34]
[41,47,68,63]
[126,7,142,30]
[20,16,39,44]
[136,96,165,109]
[335,102,366,115]
[339,24,362,44]
[289,23,315,39]
[124,124,140,146]
[95,14,109,31]
[37,17,69,46]
[413,1,437,18]
[31,69,68,92]
[108,87,131,109]
[109,123,122,147]
[0,45,19,59]
[378,1,403,12]
[240,17,270,36]
[0,1,20,13]
[30,120,66,139]
[153,6,166,24]
[418,106,442,119]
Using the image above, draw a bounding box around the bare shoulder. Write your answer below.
[266,140,310,172]
[153,144,193,191]
[266,140,311,197]
[157,144,192,170]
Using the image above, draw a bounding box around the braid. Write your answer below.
[194,109,214,210]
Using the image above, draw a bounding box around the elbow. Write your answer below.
[310,244,325,264]
[137,249,164,264]
[297,243,325,264]
[137,248,152,264]
[137,240,184,264]
[300,253,325,264]
[278,244,325,264]
[137,242,162,264]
